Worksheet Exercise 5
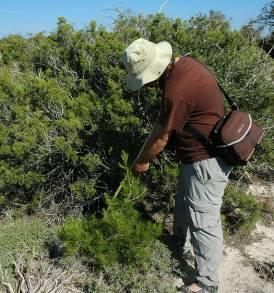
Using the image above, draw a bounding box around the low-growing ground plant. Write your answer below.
[222,185,262,236]
[0,251,86,292]
[260,196,274,225]
[58,196,162,267]
[83,240,178,293]
[252,260,274,282]
[0,217,49,271]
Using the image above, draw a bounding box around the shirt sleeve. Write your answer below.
[157,95,193,133]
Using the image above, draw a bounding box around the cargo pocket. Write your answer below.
[189,206,221,230]
[191,160,213,185]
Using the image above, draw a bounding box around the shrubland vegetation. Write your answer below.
[222,187,262,234]
[59,195,162,267]
[0,4,273,291]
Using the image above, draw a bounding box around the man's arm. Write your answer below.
[133,122,171,172]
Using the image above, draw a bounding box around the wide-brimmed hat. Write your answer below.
[122,38,172,91]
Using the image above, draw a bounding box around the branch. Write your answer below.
[158,0,169,13]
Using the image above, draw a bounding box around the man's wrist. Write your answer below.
[135,153,152,165]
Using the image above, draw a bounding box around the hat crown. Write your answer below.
[122,38,172,91]
[122,38,156,75]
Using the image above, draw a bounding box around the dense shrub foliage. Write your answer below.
[0,12,272,212]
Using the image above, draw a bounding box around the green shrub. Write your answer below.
[116,151,148,201]
[222,186,262,233]
[149,159,179,194]
[58,196,162,267]
[0,217,49,269]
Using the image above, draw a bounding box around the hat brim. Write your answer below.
[126,41,172,91]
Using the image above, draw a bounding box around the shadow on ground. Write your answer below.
[160,232,197,286]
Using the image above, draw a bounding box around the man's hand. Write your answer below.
[132,122,170,173]
[133,162,150,173]
[134,123,171,165]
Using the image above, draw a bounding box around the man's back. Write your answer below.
[158,56,224,163]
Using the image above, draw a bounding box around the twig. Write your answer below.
[12,260,26,290]
[2,283,14,293]
[63,287,84,293]
[113,180,124,199]
[158,0,169,13]
[236,171,254,189]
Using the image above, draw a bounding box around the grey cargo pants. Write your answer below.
[173,157,232,287]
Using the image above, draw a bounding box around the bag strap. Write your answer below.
[181,55,235,146]
[184,124,209,144]
[183,123,217,152]
[181,55,239,146]
[217,82,238,111]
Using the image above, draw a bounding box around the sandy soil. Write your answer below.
[219,228,274,293]
[219,182,274,293]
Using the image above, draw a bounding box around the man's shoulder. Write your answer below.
[165,56,216,96]
[172,55,212,79]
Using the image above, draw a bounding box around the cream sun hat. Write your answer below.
[122,38,172,91]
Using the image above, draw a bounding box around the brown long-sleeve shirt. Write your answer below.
[158,56,224,164]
